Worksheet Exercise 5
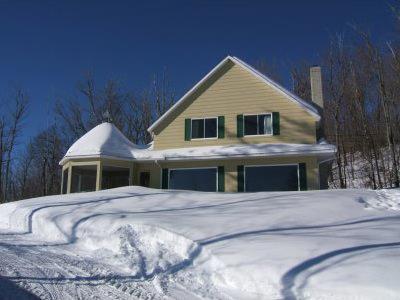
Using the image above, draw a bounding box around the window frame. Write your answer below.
[244,163,300,192]
[167,167,218,191]
[243,112,273,137]
[190,117,219,140]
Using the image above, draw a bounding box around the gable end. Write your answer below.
[148,56,320,134]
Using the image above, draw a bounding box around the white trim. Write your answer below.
[148,56,320,133]
[190,117,218,140]
[243,163,300,192]
[318,157,335,165]
[168,167,218,191]
[60,154,134,165]
[243,113,273,137]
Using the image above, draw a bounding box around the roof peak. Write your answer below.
[148,55,320,133]
[60,122,141,165]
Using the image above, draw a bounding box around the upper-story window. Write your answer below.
[191,118,217,139]
[244,113,272,136]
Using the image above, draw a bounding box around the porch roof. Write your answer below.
[134,142,336,162]
[60,122,149,165]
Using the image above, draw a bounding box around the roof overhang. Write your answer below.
[133,143,336,163]
[59,154,134,165]
[60,143,336,165]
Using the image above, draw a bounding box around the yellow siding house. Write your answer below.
[59,56,335,193]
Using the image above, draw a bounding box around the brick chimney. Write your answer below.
[310,66,323,109]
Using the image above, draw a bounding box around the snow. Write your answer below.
[360,189,400,211]
[134,142,336,161]
[0,187,400,299]
[61,122,146,163]
[61,123,336,164]
[0,187,399,299]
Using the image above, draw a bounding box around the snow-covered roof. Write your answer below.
[148,56,321,133]
[134,143,336,162]
[61,123,335,165]
[60,122,145,164]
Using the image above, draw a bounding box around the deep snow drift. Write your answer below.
[0,187,399,299]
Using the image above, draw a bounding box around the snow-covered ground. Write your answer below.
[0,187,399,299]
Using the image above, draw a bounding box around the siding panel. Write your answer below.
[153,62,317,149]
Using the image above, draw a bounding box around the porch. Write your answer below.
[61,159,134,194]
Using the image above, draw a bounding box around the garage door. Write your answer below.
[169,168,217,192]
[245,165,299,192]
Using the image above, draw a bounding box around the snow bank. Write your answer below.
[0,187,399,299]
[359,189,400,211]
[76,223,201,278]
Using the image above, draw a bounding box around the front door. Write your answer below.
[139,172,150,187]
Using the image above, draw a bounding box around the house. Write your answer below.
[59,56,336,193]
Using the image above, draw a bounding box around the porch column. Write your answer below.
[96,161,103,191]
[67,164,72,194]
[60,169,64,194]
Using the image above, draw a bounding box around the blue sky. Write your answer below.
[0,0,395,144]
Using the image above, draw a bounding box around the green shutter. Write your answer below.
[217,166,225,192]
[272,112,280,135]
[184,119,191,141]
[299,163,307,191]
[162,168,169,189]
[237,114,244,137]
[218,116,225,139]
[237,165,244,192]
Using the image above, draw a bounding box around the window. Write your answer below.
[205,118,217,138]
[191,118,217,139]
[244,113,272,136]
[71,165,97,193]
[169,168,217,192]
[102,166,130,190]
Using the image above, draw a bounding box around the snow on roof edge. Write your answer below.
[60,143,336,165]
[135,144,336,162]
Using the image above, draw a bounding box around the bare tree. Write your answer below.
[290,61,312,101]
[254,58,283,84]
[0,117,5,202]
[324,35,353,188]
[0,89,28,202]
[152,68,175,119]
[356,30,400,187]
